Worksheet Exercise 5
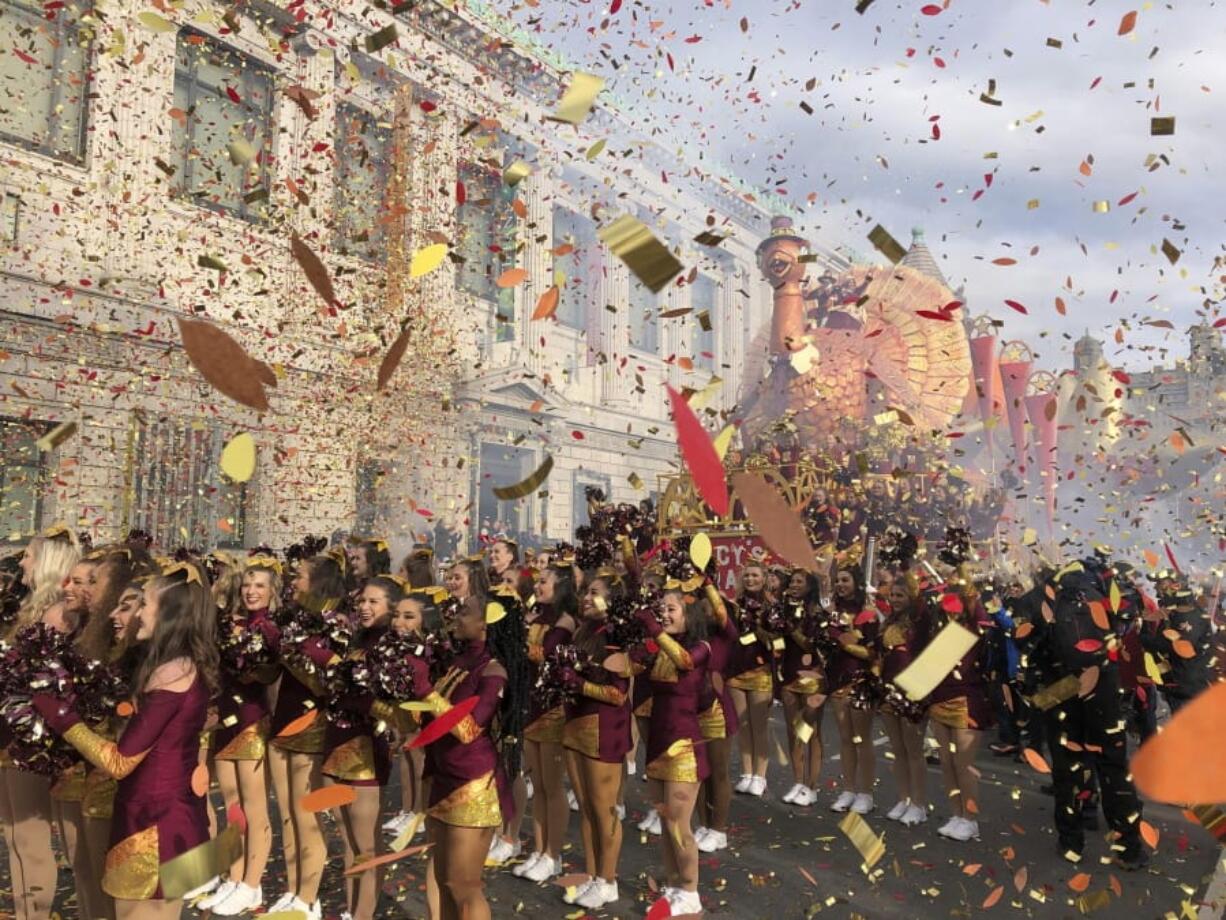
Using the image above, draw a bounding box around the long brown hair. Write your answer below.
[132,566,220,699]
[76,545,156,663]
[574,571,624,660]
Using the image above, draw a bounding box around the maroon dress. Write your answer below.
[644,631,711,784]
[563,650,632,764]
[698,615,740,739]
[875,606,931,722]
[214,607,278,761]
[524,605,572,743]
[823,599,879,707]
[322,627,392,787]
[778,600,822,695]
[927,599,995,731]
[424,640,512,827]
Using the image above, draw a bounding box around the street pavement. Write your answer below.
[1,712,1221,919]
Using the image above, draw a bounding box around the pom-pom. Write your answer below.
[367,630,428,702]
[937,527,972,568]
[533,643,594,712]
[878,527,919,569]
[218,611,279,682]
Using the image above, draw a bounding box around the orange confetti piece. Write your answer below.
[1142,549,1160,569]
[1131,682,1226,803]
[1172,638,1196,658]
[1022,747,1051,774]
[982,885,1005,908]
[1139,820,1159,849]
[963,863,982,876]
[1068,873,1092,893]
[190,763,209,797]
[798,866,819,887]
[1088,600,1110,631]
[300,784,357,812]
[116,701,134,718]
[1013,866,1028,893]
[531,286,560,321]
[991,257,1017,266]
[1118,10,1137,35]
[276,709,318,737]
[1108,875,1122,897]
[344,843,432,875]
[496,267,529,288]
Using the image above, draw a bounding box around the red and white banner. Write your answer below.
[709,534,771,594]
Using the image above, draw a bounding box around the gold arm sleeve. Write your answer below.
[844,643,873,661]
[63,723,150,780]
[581,681,628,706]
[654,632,695,671]
[704,584,729,629]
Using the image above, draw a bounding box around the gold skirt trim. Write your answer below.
[103,824,160,900]
[562,713,601,760]
[524,706,565,744]
[322,735,378,783]
[646,738,699,784]
[215,718,269,762]
[82,769,117,820]
[698,701,726,741]
[50,762,88,802]
[783,674,825,696]
[633,698,654,719]
[428,771,502,828]
[272,713,327,755]
[928,696,970,730]
[727,666,773,693]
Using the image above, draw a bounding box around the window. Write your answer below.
[571,470,611,531]
[125,415,248,549]
[0,417,48,541]
[478,442,536,546]
[0,0,91,162]
[456,161,516,299]
[691,272,719,371]
[172,30,274,220]
[334,104,392,260]
[627,280,659,354]
[355,457,388,535]
[551,206,601,331]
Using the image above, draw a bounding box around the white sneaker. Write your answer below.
[626,759,636,775]
[567,788,579,811]
[198,879,237,910]
[694,826,710,846]
[900,804,928,826]
[697,829,727,852]
[886,800,910,821]
[487,836,520,864]
[562,877,596,905]
[523,853,561,883]
[637,810,662,835]
[946,818,979,841]
[265,894,318,920]
[782,782,804,804]
[212,882,262,916]
[831,791,856,812]
[524,776,534,799]
[576,878,619,909]
[795,785,819,807]
[748,775,767,797]
[734,774,754,794]
[851,793,874,815]
[667,887,703,914]
[265,893,295,914]
[937,816,962,838]
[615,803,626,821]
[511,851,543,877]
[382,810,411,833]
[185,875,223,902]
[637,810,657,831]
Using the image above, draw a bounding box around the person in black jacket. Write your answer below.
[1141,573,1214,714]
[1015,562,1147,869]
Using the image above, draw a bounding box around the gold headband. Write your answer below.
[161,561,203,585]
[365,538,389,553]
[42,524,71,540]
[245,555,283,575]
[411,547,434,559]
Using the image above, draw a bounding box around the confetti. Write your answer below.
[894,620,977,701]
[410,243,449,278]
[867,224,907,263]
[408,695,480,749]
[598,214,684,293]
[35,421,77,452]
[177,318,273,413]
[1151,116,1175,135]
[495,267,529,288]
[1131,681,1226,803]
[730,471,820,573]
[219,432,256,483]
[159,824,243,899]
[291,232,338,308]
[377,327,411,390]
[299,784,357,812]
[548,71,606,125]
[666,385,730,517]
[344,843,432,875]
[492,455,554,500]
[837,811,885,870]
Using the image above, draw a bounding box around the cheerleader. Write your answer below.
[347,538,391,588]
[264,552,347,919]
[635,581,716,916]
[198,557,282,915]
[487,538,519,590]
[778,570,825,807]
[631,564,666,836]
[399,546,436,589]
[1,525,80,920]
[876,574,931,827]
[695,584,739,852]
[33,561,219,920]
[513,561,577,883]
[928,573,994,842]
[323,574,405,920]
[728,560,774,797]
[418,586,529,920]
[826,565,878,815]
[558,570,632,909]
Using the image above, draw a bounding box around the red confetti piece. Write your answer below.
[1118,10,1138,35]
[1004,299,1028,314]
[666,385,729,517]
[991,257,1017,266]
[226,85,242,104]
[917,309,954,322]
[920,3,943,15]
[1111,369,1132,385]
[609,0,623,11]
[13,49,38,65]
[408,695,479,749]
[1074,639,1103,653]
[646,896,671,920]
[1117,191,1139,206]
[571,430,585,440]
[419,100,437,113]
[456,181,466,205]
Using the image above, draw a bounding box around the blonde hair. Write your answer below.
[9,531,82,637]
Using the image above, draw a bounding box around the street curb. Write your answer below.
[1201,852,1226,919]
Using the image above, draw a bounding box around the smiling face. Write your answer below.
[535,568,559,605]
[835,569,856,599]
[356,583,393,630]
[889,582,911,612]
[62,562,94,615]
[741,564,766,593]
[444,564,470,600]
[391,597,424,636]
[581,577,611,621]
[110,586,143,635]
[659,592,688,636]
[489,541,515,574]
[291,562,312,603]
[241,570,275,612]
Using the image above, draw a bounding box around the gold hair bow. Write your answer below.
[161,561,203,585]
[88,546,131,562]
[246,555,283,575]
[383,574,410,591]
[664,575,704,593]
[325,548,348,572]
[42,524,71,540]
[365,538,389,553]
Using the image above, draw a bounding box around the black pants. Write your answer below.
[1044,667,1142,854]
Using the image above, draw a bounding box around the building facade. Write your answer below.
[0,0,839,561]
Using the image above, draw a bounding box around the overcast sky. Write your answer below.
[486,0,1226,372]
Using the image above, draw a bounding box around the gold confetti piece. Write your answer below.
[1046,37,1063,48]
[365,24,398,53]
[197,254,229,272]
[1092,200,1110,213]
[503,161,532,186]
[410,243,449,278]
[598,214,684,293]
[712,425,735,460]
[894,620,977,701]
[838,812,885,870]
[628,472,644,490]
[585,138,607,160]
[548,71,605,125]
[1027,199,1041,209]
[227,138,256,166]
[1150,116,1175,135]
[485,601,506,625]
[160,824,242,899]
[137,10,175,31]
[36,421,77,452]
[1022,527,1038,546]
[867,224,906,263]
[1076,890,1112,914]
[1030,675,1079,710]
[693,230,726,246]
[492,454,553,499]
[1160,238,1181,264]
[795,717,815,744]
[220,432,256,483]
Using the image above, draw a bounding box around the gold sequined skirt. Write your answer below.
[103,825,160,900]
[928,696,970,730]
[322,735,378,784]
[727,665,773,693]
[646,738,700,784]
[215,718,269,762]
[524,705,565,744]
[428,771,502,828]
[562,713,601,760]
[698,701,726,741]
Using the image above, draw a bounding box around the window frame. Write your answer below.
[0,416,50,542]
[0,0,92,164]
[333,101,393,262]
